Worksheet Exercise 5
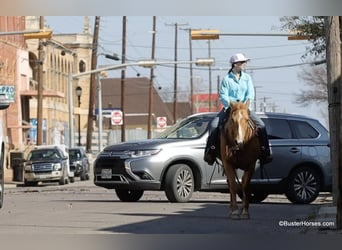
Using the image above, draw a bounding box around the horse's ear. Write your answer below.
[245,99,250,108]
[230,101,235,109]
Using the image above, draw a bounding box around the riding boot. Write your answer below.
[258,127,273,165]
[204,127,219,165]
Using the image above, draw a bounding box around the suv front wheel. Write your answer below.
[285,166,320,204]
[164,164,194,203]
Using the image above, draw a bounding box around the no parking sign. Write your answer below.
[111,110,123,125]
[156,116,167,129]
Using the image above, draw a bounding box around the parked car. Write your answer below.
[0,94,11,209]
[93,112,332,204]
[68,147,90,181]
[23,145,71,186]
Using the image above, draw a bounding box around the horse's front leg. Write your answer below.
[240,166,255,219]
[224,163,239,219]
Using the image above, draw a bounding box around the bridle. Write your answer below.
[224,108,256,153]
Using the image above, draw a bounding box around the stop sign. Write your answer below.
[111,110,123,125]
[157,116,167,128]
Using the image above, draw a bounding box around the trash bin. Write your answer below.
[11,152,24,182]
[12,160,23,182]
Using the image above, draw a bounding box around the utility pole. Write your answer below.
[217,75,220,111]
[36,16,45,145]
[86,16,100,153]
[167,22,187,123]
[208,40,212,111]
[121,16,127,142]
[173,23,178,124]
[325,16,342,229]
[185,28,194,114]
[253,86,262,112]
[147,16,156,139]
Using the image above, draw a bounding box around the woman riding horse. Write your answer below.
[221,100,259,219]
[204,53,272,166]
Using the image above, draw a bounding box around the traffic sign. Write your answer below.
[157,116,167,129]
[111,110,123,125]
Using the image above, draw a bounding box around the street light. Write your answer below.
[104,53,120,61]
[75,86,82,146]
[93,54,119,153]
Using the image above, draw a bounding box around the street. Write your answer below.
[0,179,333,235]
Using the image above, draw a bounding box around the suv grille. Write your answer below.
[32,163,54,172]
[94,158,134,182]
[95,158,125,173]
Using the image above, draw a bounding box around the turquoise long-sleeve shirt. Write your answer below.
[219,71,255,111]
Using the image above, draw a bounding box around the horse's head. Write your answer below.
[225,100,252,150]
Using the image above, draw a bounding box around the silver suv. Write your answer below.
[93,112,331,204]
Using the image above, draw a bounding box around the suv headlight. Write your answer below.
[24,164,33,171]
[127,149,161,158]
[53,163,62,171]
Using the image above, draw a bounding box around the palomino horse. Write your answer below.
[219,100,259,219]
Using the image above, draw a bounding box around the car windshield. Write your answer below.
[157,115,213,139]
[28,149,62,161]
[69,150,81,160]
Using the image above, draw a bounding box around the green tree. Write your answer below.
[280,16,326,59]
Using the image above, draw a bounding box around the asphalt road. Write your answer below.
[0,179,333,235]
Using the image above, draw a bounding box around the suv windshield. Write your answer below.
[157,115,213,139]
[28,149,62,161]
[69,149,81,160]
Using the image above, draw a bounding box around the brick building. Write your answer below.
[0,16,28,181]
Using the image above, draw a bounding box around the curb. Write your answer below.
[4,182,23,189]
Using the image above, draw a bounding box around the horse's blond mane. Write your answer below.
[230,101,249,111]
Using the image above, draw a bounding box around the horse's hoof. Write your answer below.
[229,210,240,220]
[240,212,250,220]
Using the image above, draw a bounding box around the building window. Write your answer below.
[79,60,86,73]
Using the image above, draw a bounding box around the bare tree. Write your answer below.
[280,16,328,116]
[294,65,328,106]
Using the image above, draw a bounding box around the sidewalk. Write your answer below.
[305,204,342,234]
[4,181,22,189]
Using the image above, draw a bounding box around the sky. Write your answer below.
[45,16,328,126]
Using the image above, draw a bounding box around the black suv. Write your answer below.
[24,145,70,186]
[68,147,90,181]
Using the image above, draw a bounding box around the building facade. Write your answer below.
[25,16,93,147]
[0,16,93,181]
[0,16,28,181]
